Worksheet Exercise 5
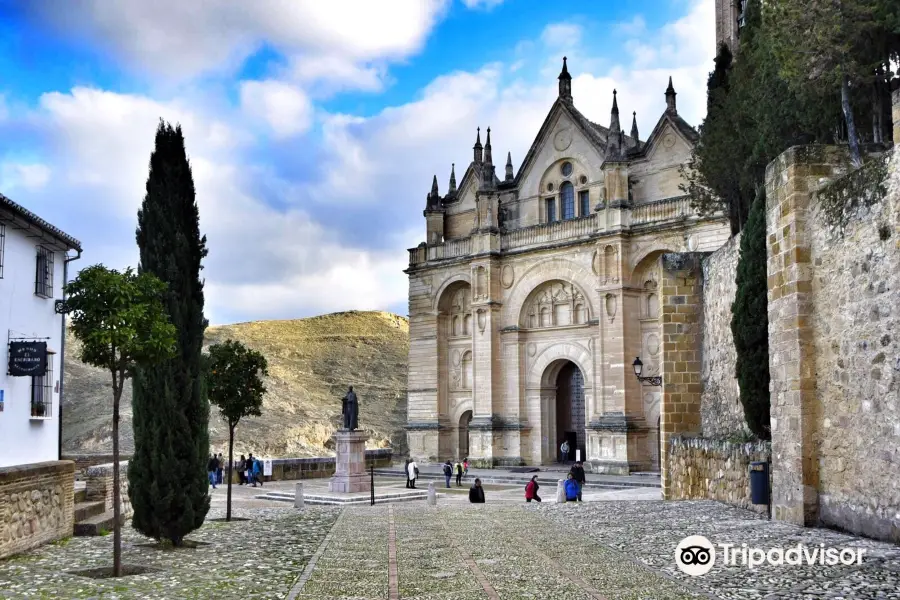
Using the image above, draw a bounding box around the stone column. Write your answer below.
[659,253,703,500]
[764,145,849,526]
[329,430,371,493]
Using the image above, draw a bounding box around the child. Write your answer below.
[463,457,469,477]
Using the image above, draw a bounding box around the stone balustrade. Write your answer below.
[0,461,75,559]
[501,213,597,251]
[631,196,695,226]
[667,435,770,514]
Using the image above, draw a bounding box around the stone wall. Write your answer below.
[667,436,770,513]
[0,461,75,559]
[85,462,132,519]
[62,453,133,478]
[765,144,900,543]
[700,233,747,438]
[227,449,394,482]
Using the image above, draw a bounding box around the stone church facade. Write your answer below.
[404,59,730,473]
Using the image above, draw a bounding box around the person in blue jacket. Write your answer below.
[564,473,580,502]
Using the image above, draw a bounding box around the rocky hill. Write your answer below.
[62,311,409,458]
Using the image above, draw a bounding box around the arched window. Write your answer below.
[561,182,575,220]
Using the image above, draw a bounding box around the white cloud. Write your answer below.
[540,23,583,50]
[31,0,451,83]
[0,163,51,191]
[461,0,505,9]
[287,55,387,95]
[239,80,314,138]
[615,15,647,37]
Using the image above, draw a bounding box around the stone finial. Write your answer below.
[558,56,573,102]
[666,76,677,114]
[630,111,639,141]
[606,89,622,159]
[505,151,514,181]
[448,163,457,194]
[484,127,493,164]
[430,174,439,196]
[473,127,483,163]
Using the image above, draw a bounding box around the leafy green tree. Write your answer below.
[766,0,900,167]
[205,340,269,521]
[64,265,176,576]
[129,120,210,546]
[730,193,770,440]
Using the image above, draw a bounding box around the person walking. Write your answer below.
[454,460,463,487]
[407,459,419,489]
[469,478,485,503]
[404,459,412,489]
[253,457,264,487]
[237,455,247,485]
[442,461,453,488]
[525,475,541,503]
[245,453,254,485]
[216,453,224,485]
[569,461,586,502]
[560,440,571,463]
[463,457,469,476]
[207,454,218,489]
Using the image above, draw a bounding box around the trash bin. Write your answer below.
[749,461,769,505]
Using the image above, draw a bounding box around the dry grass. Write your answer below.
[62,310,409,457]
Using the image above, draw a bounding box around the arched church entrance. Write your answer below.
[541,360,586,463]
[459,410,472,459]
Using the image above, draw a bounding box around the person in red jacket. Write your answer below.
[525,475,542,503]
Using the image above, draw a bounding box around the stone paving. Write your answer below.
[2,489,899,599]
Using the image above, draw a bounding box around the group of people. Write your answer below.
[441,458,469,487]
[206,453,265,488]
[526,461,586,503]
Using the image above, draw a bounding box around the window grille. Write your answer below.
[31,353,53,418]
[579,190,590,216]
[561,182,575,220]
[545,198,556,223]
[35,246,54,298]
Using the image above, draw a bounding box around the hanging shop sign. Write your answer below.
[8,341,47,377]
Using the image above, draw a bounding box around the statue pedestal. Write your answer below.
[329,430,371,494]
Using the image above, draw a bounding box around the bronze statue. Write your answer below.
[341,386,359,431]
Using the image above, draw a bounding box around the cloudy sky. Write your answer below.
[0,0,715,325]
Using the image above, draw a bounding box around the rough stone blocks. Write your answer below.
[329,431,372,494]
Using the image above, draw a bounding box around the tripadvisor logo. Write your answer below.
[675,536,867,576]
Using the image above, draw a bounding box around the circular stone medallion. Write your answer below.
[553,128,573,151]
[501,265,515,288]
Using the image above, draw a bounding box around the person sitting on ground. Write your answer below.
[525,475,541,503]
[454,460,463,487]
[564,473,580,503]
[569,461,586,502]
[469,478,486,503]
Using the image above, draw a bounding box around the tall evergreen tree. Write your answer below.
[730,192,770,440]
[128,120,210,546]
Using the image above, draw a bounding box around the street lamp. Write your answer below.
[632,357,662,387]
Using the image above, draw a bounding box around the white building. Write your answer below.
[0,193,81,468]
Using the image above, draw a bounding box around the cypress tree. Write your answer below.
[730,192,770,440]
[128,120,210,545]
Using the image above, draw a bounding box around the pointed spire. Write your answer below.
[558,56,573,102]
[505,151,514,181]
[473,127,483,163]
[448,163,457,194]
[484,127,493,164]
[425,174,441,211]
[665,76,677,113]
[630,111,639,140]
[606,89,622,159]
[431,174,439,196]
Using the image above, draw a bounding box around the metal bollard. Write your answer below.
[556,479,566,504]
[427,481,436,506]
[294,482,304,508]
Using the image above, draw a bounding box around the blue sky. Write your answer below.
[0,0,715,325]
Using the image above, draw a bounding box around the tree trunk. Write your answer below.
[841,73,863,168]
[226,424,235,522]
[111,371,123,577]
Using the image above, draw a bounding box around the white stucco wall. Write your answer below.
[0,223,66,468]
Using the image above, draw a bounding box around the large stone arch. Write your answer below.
[527,341,593,390]
[629,238,684,277]
[503,257,596,327]
[432,272,471,312]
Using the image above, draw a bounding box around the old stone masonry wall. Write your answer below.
[0,461,75,559]
[808,148,900,541]
[700,232,747,438]
[667,435,769,514]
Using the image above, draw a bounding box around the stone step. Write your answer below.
[74,500,106,522]
[374,469,660,489]
[74,509,124,536]
[74,487,87,504]
[256,491,428,506]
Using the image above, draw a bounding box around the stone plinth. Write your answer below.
[328,430,371,494]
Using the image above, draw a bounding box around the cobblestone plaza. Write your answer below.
[2,482,899,599]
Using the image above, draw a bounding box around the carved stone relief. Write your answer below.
[605,293,617,322]
[522,281,588,329]
[501,264,515,289]
[449,288,472,337]
[602,245,619,285]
